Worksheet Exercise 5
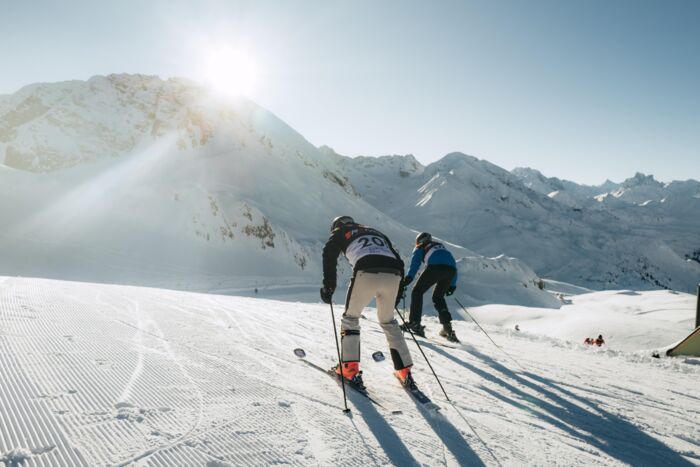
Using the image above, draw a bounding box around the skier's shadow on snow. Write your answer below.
[423,343,693,466]
[406,393,487,466]
[345,390,420,466]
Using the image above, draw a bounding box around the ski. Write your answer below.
[417,335,460,350]
[397,375,441,412]
[293,348,401,414]
[371,350,441,412]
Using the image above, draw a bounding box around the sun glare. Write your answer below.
[201,47,260,97]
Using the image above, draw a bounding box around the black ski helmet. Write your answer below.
[416,232,431,246]
[330,215,354,232]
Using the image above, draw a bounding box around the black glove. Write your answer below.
[446,285,456,296]
[403,276,413,287]
[320,286,334,304]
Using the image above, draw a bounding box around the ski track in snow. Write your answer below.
[0,277,698,466]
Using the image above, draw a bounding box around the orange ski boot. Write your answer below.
[394,365,416,388]
[334,362,363,387]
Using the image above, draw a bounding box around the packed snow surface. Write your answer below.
[1,276,698,466]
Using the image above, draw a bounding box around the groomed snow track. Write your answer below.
[1,277,699,466]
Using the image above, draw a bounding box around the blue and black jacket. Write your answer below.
[406,241,458,287]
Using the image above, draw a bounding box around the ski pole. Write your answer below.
[453,297,526,372]
[329,301,351,413]
[395,307,450,401]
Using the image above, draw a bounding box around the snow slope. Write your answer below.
[1,276,698,466]
[467,289,697,352]
[0,75,556,308]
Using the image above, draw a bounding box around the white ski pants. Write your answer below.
[341,271,413,369]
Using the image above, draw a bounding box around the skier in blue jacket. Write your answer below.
[400,232,460,342]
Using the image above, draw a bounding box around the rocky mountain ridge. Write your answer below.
[0,74,558,308]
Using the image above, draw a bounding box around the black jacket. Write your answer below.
[322,224,404,290]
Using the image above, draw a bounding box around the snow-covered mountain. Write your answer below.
[0,74,557,308]
[513,167,700,209]
[337,152,700,292]
[511,167,620,206]
[1,74,697,299]
[510,167,700,278]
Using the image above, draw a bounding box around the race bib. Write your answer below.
[424,242,445,263]
[344,234,396,267]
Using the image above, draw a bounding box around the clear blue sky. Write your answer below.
[1,0,698,184]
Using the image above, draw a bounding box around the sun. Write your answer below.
[201,47,260,97]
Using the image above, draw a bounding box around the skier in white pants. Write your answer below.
[320,216,415,388]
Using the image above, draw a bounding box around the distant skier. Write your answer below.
[400,232,459,342]
[584,335,605,346]
[514,324,520,332]
[320,216,415,387]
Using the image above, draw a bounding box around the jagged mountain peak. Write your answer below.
[512,166,545,178]
[622,172,662,188]
[426,152,520,189]
[431,151,479,171]
[512,167,566,194]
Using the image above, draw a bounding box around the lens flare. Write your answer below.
[201,47,260,97]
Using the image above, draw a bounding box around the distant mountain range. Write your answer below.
[1,74,698,303]
[327,149,700,291]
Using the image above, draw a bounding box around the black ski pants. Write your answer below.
[409,264,456,325]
